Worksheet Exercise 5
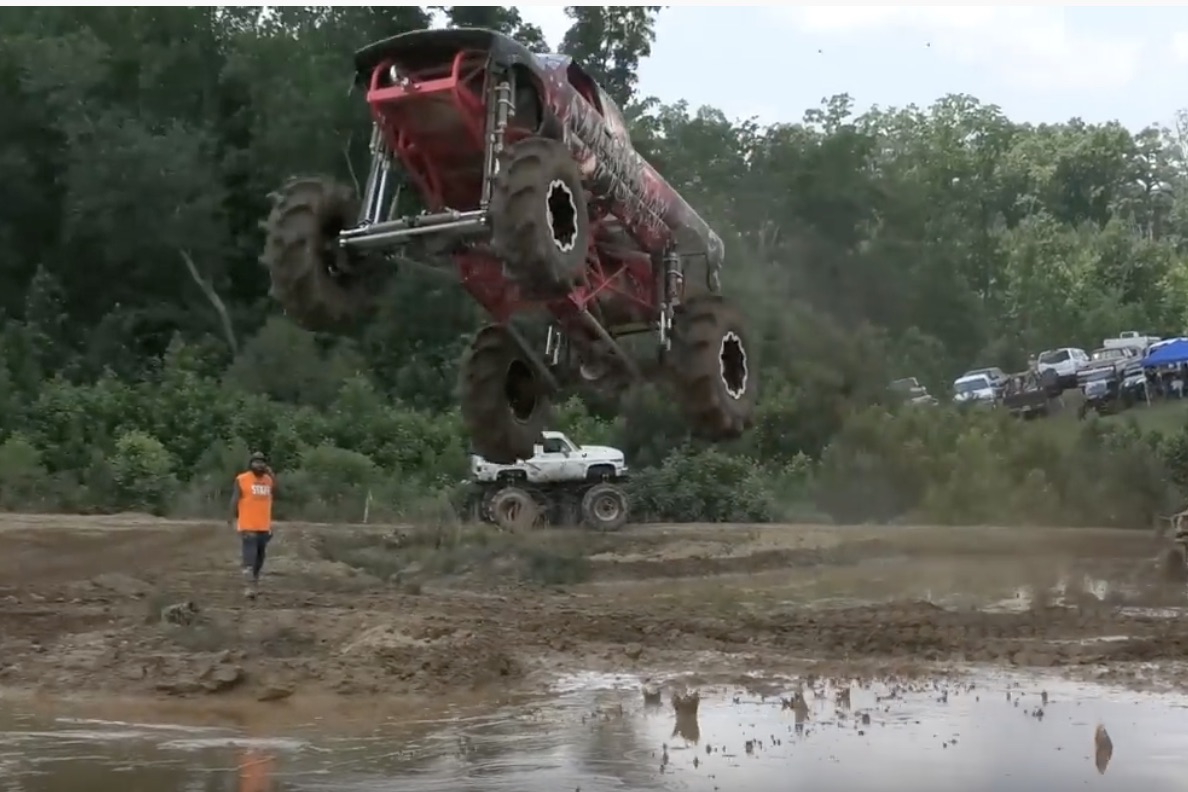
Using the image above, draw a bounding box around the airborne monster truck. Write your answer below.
[260,28,757,464]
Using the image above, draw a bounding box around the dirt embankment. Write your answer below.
[0,515,1184,706]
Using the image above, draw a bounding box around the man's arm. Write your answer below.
[228,479,240,526]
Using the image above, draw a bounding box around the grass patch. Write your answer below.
[1035,397,1188,448]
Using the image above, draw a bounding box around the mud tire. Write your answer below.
[259,176,383,332]
[669,294,758,439]
[581,483,629,532]
[489,486,538,532]
[460,325,551,465]
[491,136,589,296]
[1038,368,1061,398]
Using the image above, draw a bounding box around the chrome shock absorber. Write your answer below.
[480,72,514,210]
[659,250,684,352]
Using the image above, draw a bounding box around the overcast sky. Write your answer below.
[517,6,1188,131]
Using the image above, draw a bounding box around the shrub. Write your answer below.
[630,446,776,523]
[0,433,47,510]
[109,430,178,515]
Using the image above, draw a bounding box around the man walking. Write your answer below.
[229,451,277,600]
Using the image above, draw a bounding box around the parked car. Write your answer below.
[960,367,1006,389]
[889,377,937,406]
[953,373,997,407]
[1036,347,1089,390]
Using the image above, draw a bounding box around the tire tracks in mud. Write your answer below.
[587,539,899,581]
[508,595,1188,668]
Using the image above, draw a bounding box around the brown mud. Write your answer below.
[0,515,1185,711]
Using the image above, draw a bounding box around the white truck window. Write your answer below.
[542,437,569,454]
[1039,350,1069,364]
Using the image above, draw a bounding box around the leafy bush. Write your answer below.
[0,434,46,510]
[816,404,1177,528]
[631,446,776,523]
[280,444,381,523]
[1,332,1186,531]
[109,430,178,515]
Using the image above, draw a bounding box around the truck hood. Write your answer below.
[954,388,995,402]
[575,445,625,461]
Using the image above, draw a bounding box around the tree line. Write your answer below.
[2,7,1188,528]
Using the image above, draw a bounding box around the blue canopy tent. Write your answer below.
[1142,338,1188,368]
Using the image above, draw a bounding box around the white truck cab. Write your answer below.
[1036,347,1089,389]
[470,431,628,484]
[953,373,996,405]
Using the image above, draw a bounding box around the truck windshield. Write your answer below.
[1038,350,1068,364]
[1092,349,1123,361]
[955,377,990,394]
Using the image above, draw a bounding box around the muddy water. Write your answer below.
[3,671,1187,792]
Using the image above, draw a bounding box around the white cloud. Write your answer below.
[772,6,1144,92]
[1174,31,1188,62]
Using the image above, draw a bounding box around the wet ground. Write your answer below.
[3,669,1186,791]
[3,516,1188,703]
[4,515,1188,789]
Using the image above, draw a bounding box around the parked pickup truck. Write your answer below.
[1079,346,1141,382]
[1001,370,1057,419]
[1076,347,1143,417]
[953,373,997,407]
[1103,331,1160,355]
[889,377,938,406]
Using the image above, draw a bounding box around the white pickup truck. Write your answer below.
[470,431,628,484]
[1103,331,1160,355]
[466,431,631,532]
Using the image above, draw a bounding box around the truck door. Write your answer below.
[539,437,569,482]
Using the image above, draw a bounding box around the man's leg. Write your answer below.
[252,531,271,581]
[240,533,260,599]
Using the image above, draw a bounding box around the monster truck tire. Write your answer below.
[669,294,758,439]
[460,324,551,465]
[581,483,629,532]
[1039,368,1061,398]
[489,486,538,532]
[490,137,589,296]
[259,176,384,332]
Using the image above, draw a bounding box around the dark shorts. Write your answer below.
[240,530,272,569]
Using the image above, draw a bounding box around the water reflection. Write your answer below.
[237,746,276,792]
[1095,724,1114,775]
[2,670,1187,791]
[670,690,700,744]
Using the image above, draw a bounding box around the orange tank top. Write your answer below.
[236,472,274,532]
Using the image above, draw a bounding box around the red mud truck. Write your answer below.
[259,28,758,464]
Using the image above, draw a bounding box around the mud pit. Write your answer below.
[0,515,1186,707]
[4,671,1186,790]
